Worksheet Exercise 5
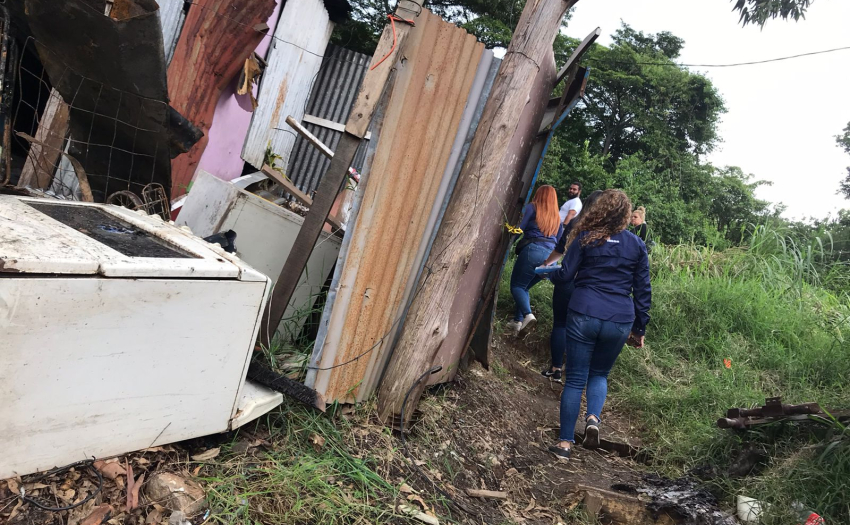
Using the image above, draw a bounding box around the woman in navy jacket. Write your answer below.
[507,185,563,334]
[547,189,651,459]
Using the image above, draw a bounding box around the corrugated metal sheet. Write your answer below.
[158,0,186,64]
[310,10,485,403]
[242,0,334,170]
[287,45,371,195]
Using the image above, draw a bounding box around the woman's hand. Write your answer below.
[627,332,645,348]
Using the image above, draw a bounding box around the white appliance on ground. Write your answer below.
[0,195,282,479]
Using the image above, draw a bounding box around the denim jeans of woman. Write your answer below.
[510,243,550,321]
[550,280,575,368]
[559,310,631,442]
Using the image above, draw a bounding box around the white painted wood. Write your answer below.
[241,0,334,169]
[0,276,268,479]
[0,196,249,279]
[302,114,372,140]
[158,0,187,64]
[231,380,283,429]
[178,172,342,334]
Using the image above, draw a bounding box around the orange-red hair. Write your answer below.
[531,185,560,237]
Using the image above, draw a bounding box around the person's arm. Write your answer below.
[551,237,582,284]
[563,208,577,225]
[629,242,651,346]
[543,225,567,266]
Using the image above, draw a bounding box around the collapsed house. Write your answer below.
[0,0,595,478]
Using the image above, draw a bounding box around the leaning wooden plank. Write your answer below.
[377,0,580,423]
[16,132,93,202]
[555,27,600,85]
[285,116,334,159]
[246,360,326,412]
[18,90,69,190]
[259,6,416,345]
[262,163,313,205]
[167,0,276,198]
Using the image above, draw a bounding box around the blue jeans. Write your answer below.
[550,281,575,368]
[510,243,550,321]
[559,310,631,442]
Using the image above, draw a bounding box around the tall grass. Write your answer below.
[498,225,850,522]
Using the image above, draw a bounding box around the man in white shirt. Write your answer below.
[558,182,583,225]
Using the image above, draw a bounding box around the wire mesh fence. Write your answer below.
[11,36,172,217]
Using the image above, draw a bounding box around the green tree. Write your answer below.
[331,0,571,54]
[837,122,850,199]
[730,0,812,27]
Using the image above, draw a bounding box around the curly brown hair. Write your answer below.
[567,189,633,248]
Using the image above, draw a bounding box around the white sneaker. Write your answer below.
[506,320,522,332]
[518,313,537,333]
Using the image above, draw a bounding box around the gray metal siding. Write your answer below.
[286,45,370,195]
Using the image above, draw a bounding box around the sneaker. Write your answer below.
[518,313,537,333]
[541,368,562,383]
[548,444,572,460]
[583,416,600,449]
[506,320,522,332]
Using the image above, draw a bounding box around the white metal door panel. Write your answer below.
[0,277,266,479]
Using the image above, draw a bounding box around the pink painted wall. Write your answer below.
[194,0,283,182]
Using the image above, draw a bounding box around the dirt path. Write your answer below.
[400,330,651,523]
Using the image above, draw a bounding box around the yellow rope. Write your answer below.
[505,222,523,235]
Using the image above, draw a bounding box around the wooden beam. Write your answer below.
[18,90,69,190]
[16,132,93,202]
[166,0,276,198]
[262,163,313,205]
[377,0,579,423]
[285,115,334,159]
[302,114,372,140]
[555,26,600,85]
[260,7,415,346]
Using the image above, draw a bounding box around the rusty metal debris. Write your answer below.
[718,396,850,430]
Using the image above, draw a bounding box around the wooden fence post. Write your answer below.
[377,0,578,423]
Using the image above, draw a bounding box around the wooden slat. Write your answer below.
[259,12,415,346]
[285,116,334,159]
[18,90,69,190]
[302,114,372,140]
[261,164,313,205]
[555,26,600,84]
[166,0,276,198]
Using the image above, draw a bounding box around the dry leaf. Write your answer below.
[145,507,162,525]
[79,504,113,525]
[94,460,127,480]
[191,448,221,462]
[24,482,49,491]
[192,465,203,476]
[406,493,429,511]
[310,434,326,452]
[8,499,24,520]
[505,468,519,477]
[524,499,536,512]
[399,483,415,494]
[128,472,144,511]
[6,478,20,495]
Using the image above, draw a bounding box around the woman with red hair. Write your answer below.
[507,185,563,334]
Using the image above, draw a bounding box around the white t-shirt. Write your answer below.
[559,197,583,223]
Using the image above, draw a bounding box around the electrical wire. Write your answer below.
[583,45,850,68]
[16,459,104,512]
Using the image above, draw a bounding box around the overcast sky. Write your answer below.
[562,0,850,221]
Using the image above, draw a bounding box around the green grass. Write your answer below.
[497,226,850,523]
[200,401,418,525]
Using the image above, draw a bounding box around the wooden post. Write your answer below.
[166,0,276,198]
[17,90,69,190]
[377,0,578,422]
[259,3,417,345]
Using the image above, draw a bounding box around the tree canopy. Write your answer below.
[730,0,813,27]
[838,123,850,199]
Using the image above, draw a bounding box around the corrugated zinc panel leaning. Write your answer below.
[311,10,485,403]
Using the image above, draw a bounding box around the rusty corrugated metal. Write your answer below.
[311,10,485,403]
[286,45,370,195]
[428,51,558,385]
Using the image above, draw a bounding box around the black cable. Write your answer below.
[17,459,104,512]
[581,45,850,68]
[398,365,480,517]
